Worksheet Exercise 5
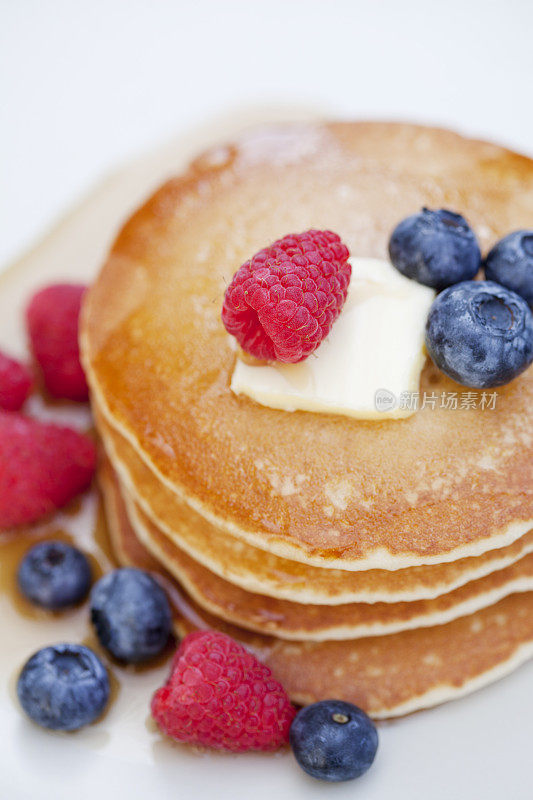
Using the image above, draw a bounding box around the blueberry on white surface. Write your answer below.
[17,643,109,731]
[90,567,171,663]
[425,280,533,388]
[389,208,481,290]
[289,699,378,782]
[17,540,92,610]
[484,230,533,306]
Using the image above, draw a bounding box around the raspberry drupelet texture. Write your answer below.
[0,412,96,528]
[222,230,351,363]
[0,350,33,411]
[26,283,89,401]
[151,630,296,752]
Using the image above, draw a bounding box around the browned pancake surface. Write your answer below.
[82,122,533,568]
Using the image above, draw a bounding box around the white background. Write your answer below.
[1,2,533,799]
[1,0,532,268]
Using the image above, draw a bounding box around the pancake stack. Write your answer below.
[80,122,533,718]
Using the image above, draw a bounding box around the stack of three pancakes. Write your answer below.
[81,122,533,717]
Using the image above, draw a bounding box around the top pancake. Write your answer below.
[81,122,533,570]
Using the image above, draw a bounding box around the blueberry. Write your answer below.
[17,643,109,731]
[90,567,171,663]
[17,540,92,610]
[484,230,533,306]
[290,700,378,782]
[425,281,533,388]
[389,208,481,290]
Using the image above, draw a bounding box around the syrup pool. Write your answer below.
[0,448,177,762]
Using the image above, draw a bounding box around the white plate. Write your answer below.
[1,115,532,800]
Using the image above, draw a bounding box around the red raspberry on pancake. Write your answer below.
[222,230,351,363]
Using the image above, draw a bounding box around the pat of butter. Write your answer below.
[230,258,435,419]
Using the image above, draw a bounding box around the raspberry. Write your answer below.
[0,412,96,528]
[0,350,32,411]
[151,630,296,752]
[26,284,89,401]
[222,230,351,363]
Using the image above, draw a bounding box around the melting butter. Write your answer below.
[230,258,435,419]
